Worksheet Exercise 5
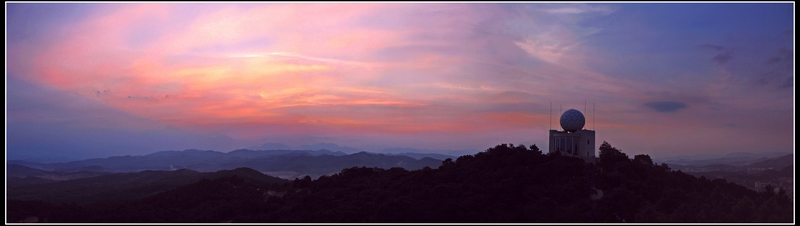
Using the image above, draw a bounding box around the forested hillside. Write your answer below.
[7,168,289,205]
[6,142,793,223]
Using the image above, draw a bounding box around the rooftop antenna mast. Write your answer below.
[549,102,552,130]
[593,102,596,130]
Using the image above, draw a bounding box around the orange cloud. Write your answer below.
[20,3,645,143]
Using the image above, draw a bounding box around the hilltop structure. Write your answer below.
[549,109,596,163]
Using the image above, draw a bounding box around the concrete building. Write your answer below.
[549,109,596,162]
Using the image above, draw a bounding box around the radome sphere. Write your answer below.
[560,109,585,132]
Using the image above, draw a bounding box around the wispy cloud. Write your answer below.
[539,4,616,15]
[644,101,688,113]
[6,3,794,158]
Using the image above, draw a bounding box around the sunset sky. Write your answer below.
[6,3,794,161]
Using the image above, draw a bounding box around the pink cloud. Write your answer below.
[10,3,791,157]
[14,4,641,139]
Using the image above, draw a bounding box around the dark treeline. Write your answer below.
[6,142,794,223]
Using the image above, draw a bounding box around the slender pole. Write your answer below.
[593,102,596,130]
[549,102,552,130]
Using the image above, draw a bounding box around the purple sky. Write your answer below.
[6,3,794,161]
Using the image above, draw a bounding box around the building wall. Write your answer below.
[549,130,580,155]
[577,130,596,158]
[548,130,557,154]
[548,129,595,158]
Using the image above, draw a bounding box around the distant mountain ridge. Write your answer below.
[386,152,456,160]
[246,142,477,158]
[245,142,360,154]
[744,154,793,169]
[379,147,473,160]
[12,148,344,172]
[249,142,292,150]
[10,149,443,179]
[670,154,793,192]
[7,164,110,181]
[656,151,792,168]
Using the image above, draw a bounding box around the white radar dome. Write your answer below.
[560,109,585,132]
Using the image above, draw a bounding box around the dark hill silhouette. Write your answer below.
[7,167,289,205]
[6,142,793,223]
